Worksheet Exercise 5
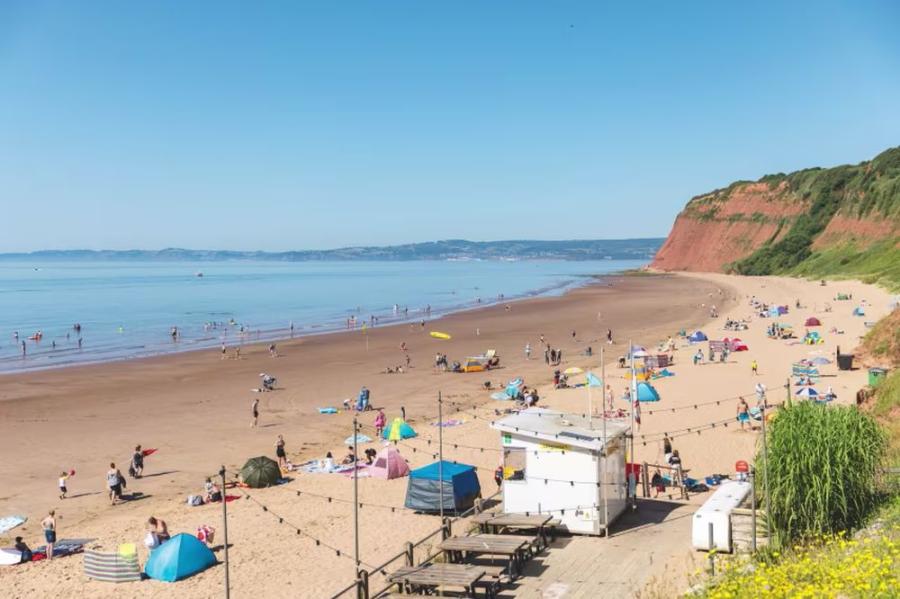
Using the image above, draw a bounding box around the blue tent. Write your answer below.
[405,461,481,514]
[586,372,603,387]
[505,378,524,399]
[144,534,216,582]
[636,382,661,402]
[688,330,708,342]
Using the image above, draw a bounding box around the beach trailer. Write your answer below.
[491,409,630,535]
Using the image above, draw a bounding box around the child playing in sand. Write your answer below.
[58,471,70,500]
[751,359,759,375]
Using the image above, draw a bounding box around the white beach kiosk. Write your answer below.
[491,408,630,535]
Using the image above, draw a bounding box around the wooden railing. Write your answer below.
[329,490,501,599]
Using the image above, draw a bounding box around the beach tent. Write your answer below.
[804,317,822,327]
[628,345,647,356]
[688,331,708,342]
[144,534,216,582]
[83,547,142,583]
[853,307,865,316]
[505,378,525,399]
[725,338,749,352]
[636,382,661,402]
[369,446,410,480]
[586,372,603,387]
[240,456,281,488]
[795,387,819,399]
[404,461,481,513]
[383,418,417,441]
[767,307,780,318]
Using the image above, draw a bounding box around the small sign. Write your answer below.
[502,433,512,445]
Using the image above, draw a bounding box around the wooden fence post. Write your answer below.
[356,569,369,599]
[405,541,414,567]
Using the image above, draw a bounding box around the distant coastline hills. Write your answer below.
[0,238,664,262]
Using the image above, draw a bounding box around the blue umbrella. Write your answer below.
[795,387,819,398]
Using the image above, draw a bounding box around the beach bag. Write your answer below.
[144,532,160,549]
[187,495,204,507]
[128,465,136,478]
[196,525,215,545]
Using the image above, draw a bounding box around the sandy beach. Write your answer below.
[0,272,891,598]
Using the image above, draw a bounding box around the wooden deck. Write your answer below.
[504,499,696,598]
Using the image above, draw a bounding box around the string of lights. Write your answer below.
[235,486,379,569]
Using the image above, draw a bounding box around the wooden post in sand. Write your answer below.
[438,391,444,523]
[219,465,230,599]
[352,416,360,577]
[601,347,609,537]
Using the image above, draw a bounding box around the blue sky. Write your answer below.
[1,2,899,252]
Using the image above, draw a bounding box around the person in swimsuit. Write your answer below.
[41,511,56,560]
[737,397,751,430]
[58,471,70,500]
[275,435,286,468]
[251,398,259,428]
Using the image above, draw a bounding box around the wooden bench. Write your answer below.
[387,563,488,598]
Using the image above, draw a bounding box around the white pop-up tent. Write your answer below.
[491,409,630,535]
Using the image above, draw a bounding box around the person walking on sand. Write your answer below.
[606,329,613,344]
[374,409,386,438]
[41,511,57,560]
[132,445,144,478]
[221,342,227,359]
[605,384,615,412]
[251,398,260,428]
[737,397,751,430]
[107,463,122,505]
[751,359,759,375]
[525,343,532,360]
[275,435,287,469]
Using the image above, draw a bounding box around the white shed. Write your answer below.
[491,409,630,535]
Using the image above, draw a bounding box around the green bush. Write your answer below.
[758,401,887,548]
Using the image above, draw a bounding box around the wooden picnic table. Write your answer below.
[387,562,488,597]
[471,512,555,546]
[439,534,534,578]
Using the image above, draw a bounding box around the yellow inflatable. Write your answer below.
[430,331,451,340]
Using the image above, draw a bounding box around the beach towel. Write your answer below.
[489,392,509,401]
[0,516,26,535]
[431,419,465,427]
[0,549,22,566]
[33,538,93,560]
[318,407,338,414]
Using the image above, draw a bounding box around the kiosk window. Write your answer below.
[503,448,526,481]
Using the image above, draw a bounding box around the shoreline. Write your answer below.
[0,268,624,376]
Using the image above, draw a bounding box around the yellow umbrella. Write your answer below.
[563,367,584,375]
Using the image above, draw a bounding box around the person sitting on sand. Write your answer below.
[204,478,223,503]
[14,536,32,563]
[364,448,377,465]
[341,446,357,465]
[321,452,335,471]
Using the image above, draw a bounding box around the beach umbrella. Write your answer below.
[344,433,372,445]
[563,366,584,375]
[240,456,281,488]
[795,387,819,399]
[383,417,417,441]
[804,317,822,327]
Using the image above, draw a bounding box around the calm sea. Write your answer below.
[0,259,644,373]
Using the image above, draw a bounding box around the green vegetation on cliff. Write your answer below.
[729,147,900,287]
